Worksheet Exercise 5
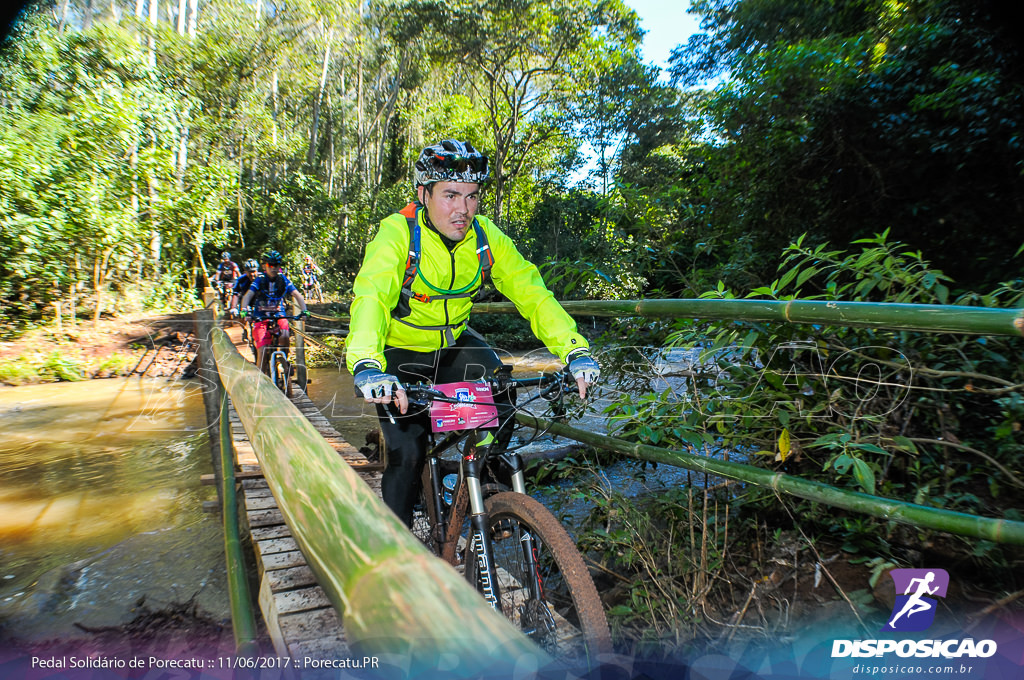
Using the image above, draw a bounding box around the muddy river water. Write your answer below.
[0,378,225,643]
[0,351,703,645]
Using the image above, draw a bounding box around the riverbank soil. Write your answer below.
[0,312,201,382]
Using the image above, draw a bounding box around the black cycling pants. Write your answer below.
[376,332,514,527]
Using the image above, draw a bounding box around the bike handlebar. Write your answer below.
[402,370,576,407]
[244,312,307,321]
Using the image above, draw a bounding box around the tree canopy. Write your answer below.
[0,0,1022,331]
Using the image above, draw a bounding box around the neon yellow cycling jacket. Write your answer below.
[346,208,589,373]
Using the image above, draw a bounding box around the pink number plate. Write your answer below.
[428,382,499,433]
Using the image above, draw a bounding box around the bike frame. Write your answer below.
[411,373,573,615]
[251,313,302,393]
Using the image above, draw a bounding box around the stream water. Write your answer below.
[0,347,707,645]
[0,378,227,644]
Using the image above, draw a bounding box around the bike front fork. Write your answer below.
[462,447,543,612]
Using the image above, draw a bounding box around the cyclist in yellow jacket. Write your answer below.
[347,139,599,526]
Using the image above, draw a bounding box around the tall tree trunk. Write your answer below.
[93,247,114,328]
[148,0,157,67]
[332,213,348,259]
[326,89,335,196]
[271,69,279,146]
[134,0,143,18]
[177,124,189,189]
[337,63,346,195]
[83,0,94,30]
[307,26,334,170]
[356,31,365,184]
[187,0,197,38]
[108,0,120,22]
[56,0,70,33]
[270,69,279,184]
[148,129,161,274]
[177,0,186,33]
[237,139,245,238]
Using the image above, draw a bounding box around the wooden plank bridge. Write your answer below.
[215,323,385,659]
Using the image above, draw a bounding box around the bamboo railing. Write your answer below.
[207,327,546,674]
[195,308,258,654]
[516,416,1024,546]
[475,296,1024,545]
[475,299,1024,337]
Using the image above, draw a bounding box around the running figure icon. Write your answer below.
[888,572,939,628]
[882,568,949,632]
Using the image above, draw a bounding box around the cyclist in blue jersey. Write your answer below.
[212,251,240,306]
[229,259,259,343]
[229,258,259,315]
[240,250,308,375]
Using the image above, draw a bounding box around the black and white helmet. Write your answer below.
[243,259,259,272]
[414,139,490,188]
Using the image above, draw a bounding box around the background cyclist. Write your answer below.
[212,251,240,305]
[240,250,308,375]
[229,258,259,341]
[346,138,600,527]
[229,258,259,315]
[301,255,323,299]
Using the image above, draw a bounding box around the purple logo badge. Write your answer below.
[882,568,949,632]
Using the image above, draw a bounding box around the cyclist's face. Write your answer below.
[418,181,480,241]
[265,263,281,278]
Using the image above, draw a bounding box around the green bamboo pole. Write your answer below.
[219,392,260,656]
[209,328,547,674]
[517,415,1024,545]
[474,299,1024,337]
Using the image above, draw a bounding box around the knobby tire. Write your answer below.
[272,352,291,397]
[466,491,612,662]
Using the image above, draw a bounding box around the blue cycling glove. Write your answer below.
[354,367,404,400]
[566,348,600,385]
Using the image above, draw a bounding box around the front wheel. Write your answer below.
[465,492,612,663]
[271,352,291,397]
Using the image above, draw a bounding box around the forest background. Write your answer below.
[3,0,1022,324]
[2,0,1024,652]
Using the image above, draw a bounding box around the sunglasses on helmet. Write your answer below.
[428,153,487,174]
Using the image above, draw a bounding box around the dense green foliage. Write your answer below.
[664,0,1024,289]
[2,0,1022,330]
[3,0,1022,650]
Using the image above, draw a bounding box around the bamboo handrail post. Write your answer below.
[219,391,259,655]
[194,308,223,504]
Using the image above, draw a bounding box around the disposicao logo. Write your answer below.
[883,568,949,632]
[831,568,998,659]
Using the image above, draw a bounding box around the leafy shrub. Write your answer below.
[606,232,1024,551]
[0,360,41,385]
[36,351,85,382]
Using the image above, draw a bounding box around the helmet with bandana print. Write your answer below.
[414,139,490,188]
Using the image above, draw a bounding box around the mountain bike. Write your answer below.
[215,279,234,309]
[400,369,612,663]
[249,312,304,397]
